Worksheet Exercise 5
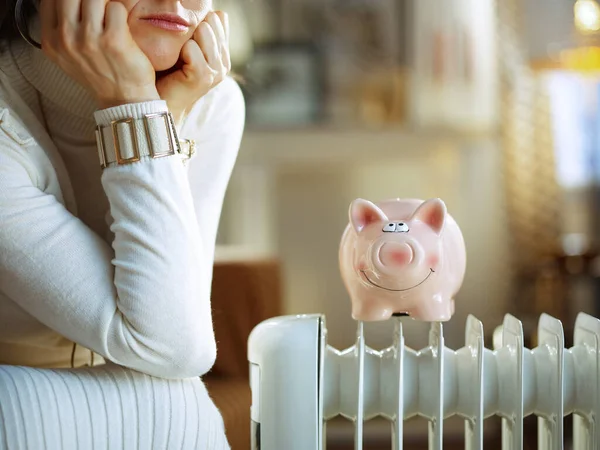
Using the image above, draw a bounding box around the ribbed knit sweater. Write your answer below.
[0,14,244,449]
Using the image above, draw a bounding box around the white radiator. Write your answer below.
[247,312,600,450]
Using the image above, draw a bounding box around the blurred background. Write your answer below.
[212,0,600,447]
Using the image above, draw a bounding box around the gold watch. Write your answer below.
[95,111,195,169]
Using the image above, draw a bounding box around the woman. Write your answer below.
[0,0,244,446]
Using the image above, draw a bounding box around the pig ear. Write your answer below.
[349,199,388,233]
[411,198,447,235]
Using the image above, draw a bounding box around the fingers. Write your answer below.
[211,11,231,71]
[194,11,231,75]
[103,2,128,41]
[55,0,80,29]
[197,22,220,68]
[180,39,205,75]
[40,0,58,40]
[42,0,108,51]
[215,11,229,41]
[80,0,108,36]
[205,11,225,44]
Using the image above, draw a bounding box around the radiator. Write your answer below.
[247,312,600,450]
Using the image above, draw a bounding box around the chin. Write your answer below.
[134,36,183,72]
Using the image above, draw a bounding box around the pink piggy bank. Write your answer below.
[339,198,466,322]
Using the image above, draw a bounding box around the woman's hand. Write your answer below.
[40,0,160,109]
[155,11,231,128]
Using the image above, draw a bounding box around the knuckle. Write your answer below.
[81,23,98,39]
[197,72,214,88]
[79,31,99,52]
[40,35,55,53]
[56,24,75,51]
[209,71,221,85]
[215,73,226,84]
[79,39,98,54]
[100,35,121,52]
[108,1,126,15]
[105,1,118,11]
[196,63,212,78]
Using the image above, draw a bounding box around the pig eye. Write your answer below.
[396,222,409,232]
[382,223,396,232]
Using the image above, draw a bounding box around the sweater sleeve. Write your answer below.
[0,99,224,379]
[183,76,245,266]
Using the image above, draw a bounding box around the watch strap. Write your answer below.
[95,111,194,168]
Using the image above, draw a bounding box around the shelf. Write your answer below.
[214,245,276,263]
[237,125,498,167]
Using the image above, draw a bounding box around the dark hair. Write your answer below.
[0,0,40,47]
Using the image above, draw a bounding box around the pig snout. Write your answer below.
[378,242,414,269]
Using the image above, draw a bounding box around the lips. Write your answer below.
[141,13,191,27]
[141,14,191,33]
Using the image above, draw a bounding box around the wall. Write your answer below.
[218,128,512,352]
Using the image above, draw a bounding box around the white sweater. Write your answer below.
[0,361,231,449]
[0,17,244,450]
[0,18,244,377]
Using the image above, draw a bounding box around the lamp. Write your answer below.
[574,0,600,33]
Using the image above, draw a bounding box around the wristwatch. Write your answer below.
[95,111,195,169]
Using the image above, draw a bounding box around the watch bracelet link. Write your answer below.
[95,111,195,169]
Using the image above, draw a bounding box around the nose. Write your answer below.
[379,242,414,268]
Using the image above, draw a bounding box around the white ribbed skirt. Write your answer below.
[0,362,230,449]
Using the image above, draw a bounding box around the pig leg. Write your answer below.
[410,295,454,322]
[350,295,395,322]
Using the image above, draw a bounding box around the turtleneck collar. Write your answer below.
[10,13,101,133]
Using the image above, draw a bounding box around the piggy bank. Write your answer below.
[339,198,466,322]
